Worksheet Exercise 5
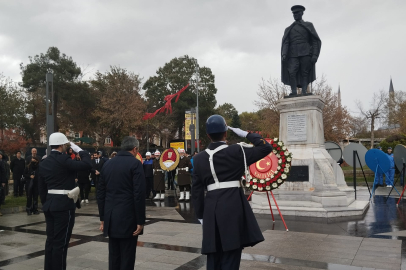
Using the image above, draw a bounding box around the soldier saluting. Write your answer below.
[192,115,272,269]
[39,132,92,270]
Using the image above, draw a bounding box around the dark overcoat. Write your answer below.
[97,151,146,238]
[177,156,192,186]
[38,151,92,211]
[192,133,272,254]
[281,20,321,87]
[153,159,165,191]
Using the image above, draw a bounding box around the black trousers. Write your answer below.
[206,219,242,270]
[287,56,312,84]
[206,248,242,270]
[145,177,153,198]
[78,181,91,200]
[109,236,139,270]
[44,209,75,270]
[179,184,191,191]
[13,177,24,196]
[26,179,38,212]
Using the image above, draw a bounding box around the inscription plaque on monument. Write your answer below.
[287,114,306,142]
[286,166,309,182]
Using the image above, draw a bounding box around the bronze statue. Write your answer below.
[281,5,321,96]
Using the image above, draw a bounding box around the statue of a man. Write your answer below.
[281,5,321,96]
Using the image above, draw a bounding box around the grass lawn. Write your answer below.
[345,176,375,184]
[342,165,371,171]
[3,195,28,208]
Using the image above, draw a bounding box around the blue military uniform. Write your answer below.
[386,152,395,186]
[192,115,272,270]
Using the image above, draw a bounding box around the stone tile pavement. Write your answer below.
[0,195,405,269]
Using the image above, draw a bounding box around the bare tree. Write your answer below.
[256,75,352,142]
[348,116,368,138]
[356,91,387,149]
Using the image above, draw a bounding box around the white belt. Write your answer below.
[207,181,240,192]
[155,169,163,172]
[48,187,80,203]
[178,168,188,171]
[48,189,70,195]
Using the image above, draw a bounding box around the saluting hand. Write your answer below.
[228,127,249,138]
[133,225,144,236]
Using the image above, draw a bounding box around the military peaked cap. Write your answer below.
[291,5,305,12]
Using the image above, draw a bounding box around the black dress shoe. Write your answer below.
[27,211,32,216]
[32,211,40,215]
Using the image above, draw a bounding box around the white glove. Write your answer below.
[198,219,203,225]
[176,169,178,175]
[69,142,83,153]
[185,167,189,172]
[228,127,248,138]
[68,187,80,203]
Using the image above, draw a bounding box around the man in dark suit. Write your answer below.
[97,136,146,270]
[91,152,105,188]
[38,132,92,270]
[192,115,272,270]
[10,151,25,197]
[25,148,41,165]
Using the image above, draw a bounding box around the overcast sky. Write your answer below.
[1,0,405,115]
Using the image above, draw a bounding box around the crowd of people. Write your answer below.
[0,143,198,216]
[0,114,270,270]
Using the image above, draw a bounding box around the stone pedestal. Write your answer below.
[251,95,369,218]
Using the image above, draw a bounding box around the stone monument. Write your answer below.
[250,6,369,218]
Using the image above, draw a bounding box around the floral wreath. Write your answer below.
[245,138,292,191]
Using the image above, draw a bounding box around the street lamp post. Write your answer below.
[46,73,54,155]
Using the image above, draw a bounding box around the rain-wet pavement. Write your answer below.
[0,187,405,270]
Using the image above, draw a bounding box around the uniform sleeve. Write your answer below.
[38,165,48,205]
[66,152,92,171]
[244,133,273,166]
[97,170,106,221]
[282,29,290,56]
[133,162,146,225]
[192,159,205,219]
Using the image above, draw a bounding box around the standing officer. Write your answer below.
[143,152,154,199]
[192,115,272,270]
[152,150,165,200]
[386,147,395,188]
[177,149,192,201]
[38,132,92,270]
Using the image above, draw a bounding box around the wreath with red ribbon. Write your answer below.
[245,138,292,191]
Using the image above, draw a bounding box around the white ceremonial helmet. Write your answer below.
[146,152,151,156]
[49,132,69,146]
[178,149,185,153]
[154,150,161,155]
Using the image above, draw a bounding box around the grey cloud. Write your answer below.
[0,0,405,115]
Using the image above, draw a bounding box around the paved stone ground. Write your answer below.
[0,187,406,269]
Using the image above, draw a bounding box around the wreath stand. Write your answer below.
[247,190,289,231]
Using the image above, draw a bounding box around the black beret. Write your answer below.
[291,5,305,12]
